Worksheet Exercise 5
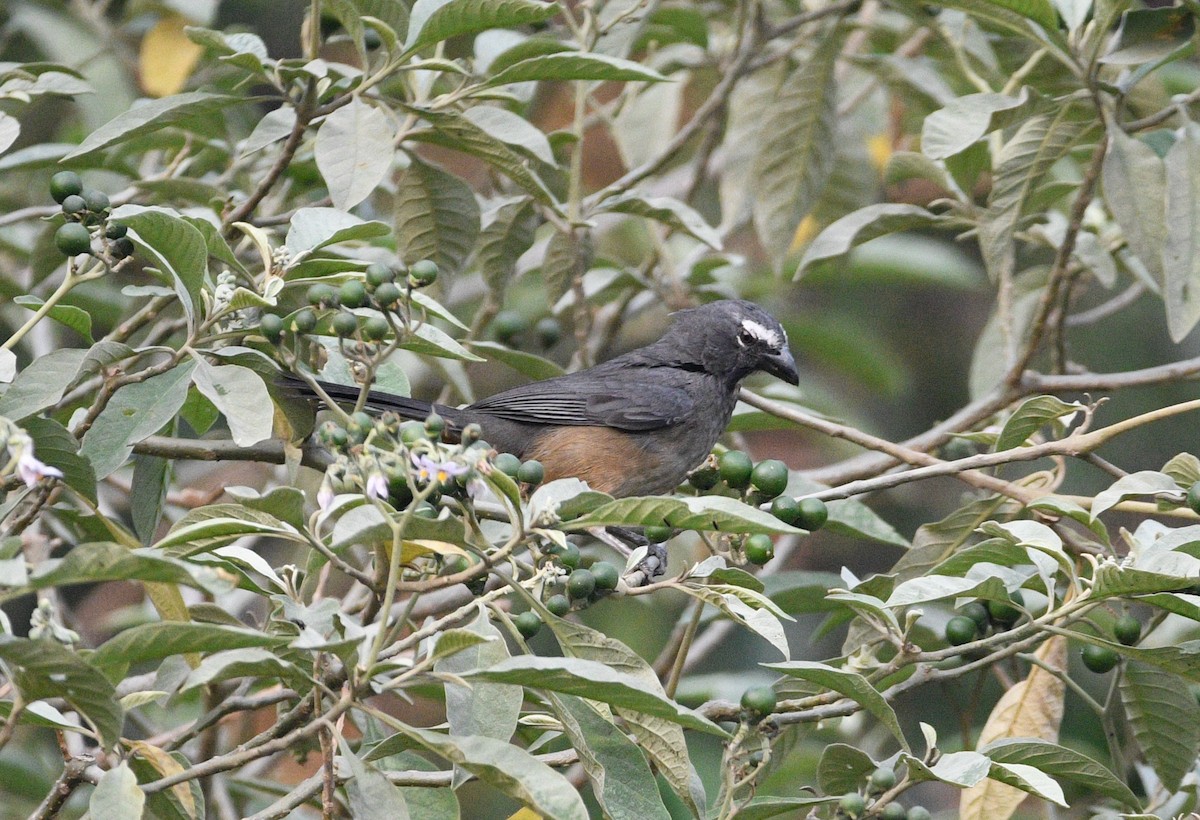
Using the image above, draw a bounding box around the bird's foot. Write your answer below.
[587,526,667,586]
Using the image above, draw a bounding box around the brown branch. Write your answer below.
[131,435,332,471]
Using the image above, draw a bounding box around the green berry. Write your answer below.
[493,453,521,477]
[459,423,481,444]
[373,281,402,309]
[399,421,426,445]
[49,170,82,203]
[879,803,907,820]
[104,220,128,239]
[291,308,317,334]
[960,601,991,633]
[347,411,375,442]
[770,496,801,526]
[751,459,789,499]
[110,237,134,258]
[514,611,542,638]
[1081,643,1119,674]
[408,259,439,287]
[838,793,865,818]
[260,313,284,342]
[591,561,619,591]
[61,194,87,216]
[424,413,445,438]
[1187,481,1200,514]
[365,263,396,288]
[688,465,720,491]
[567,568,596,600]
[363,27,383,49]
[331,311,359,338]
[517,459,545,486]
[744,533,774,565]
[869,767,897,792]
[306,283,338,307]
[362,315,390,341]
[82,188,110,213]
[1114,614,1142,646]
[534,316,561,348]
[740,684,777,715]
[907,808,932,820]
[795,497,828,531]
[55,222,92,256]
[492,309,528,343]
[644,524,673,542]
[719,450,754,489]
[558,542,581,570]
[546,594,571,617]
[945,616,978,646]
[988,591,1024,627]
[339,279,367,308]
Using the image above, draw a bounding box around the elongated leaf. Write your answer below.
[23,416,96,502]
[153,513,300,554]
[90,762,145,820]
[679,585,790,658]
[597,192,722,249]
[996,395,1085,450]
[468,340,564,380]
[64,92,237,159]
[180,647,304,691]
[477,197,539,291]
[795,203,940,279]
[751,30,843,265]
[338,735,411,819]
[982,738,1139,808]
[462,105,554,163]
[0,344,130,421]
[564,494,802,534]
[26,541,220,593]
[405,0,558,52]
[817,743,877,795]
[120,209,208,331]
[394,158,480,273]
[1162,122,1200,340]
[12,294,93,341]
[484,51,666,86]
[402,322,486,361]
[1092,470,1180,518]
[285,207,390,254]
[1120,661,1200,791]
[766,661,910,752]
[922,90,1032,160]
[80,361,197,479]
[316,97,395,211]
[91,622,280,680]
[189,357,272,447]
[1103,127,1166,287]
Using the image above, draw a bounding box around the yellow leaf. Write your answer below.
[130,740,197,818]
[507,810,543,820]
[398,539,468,563]
[867,133,893,171]
[139,15,204,97]
[960,636,1067,820]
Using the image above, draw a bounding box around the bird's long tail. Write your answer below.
[279,374,458,424]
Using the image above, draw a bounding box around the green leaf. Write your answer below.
[12,294,93,341]
[119,209,209,332]
[596,192,722,249]
[734,797,838,820]
[750,30,843,265]
[477,197,540,291]
[678,584,791,659]
[563,494,802,534]
[1162,122,1200,341]
[484,51,666,86]
[91,622,280,680]
[467,340,564,380]
[884,574,1012,608]
[90,762,145,820]
[1101,7,1195,67]
[394,158,480,274]
[795,203,941,279]
[462,105,554,163]
[981,738,1139,808]
[1163,452,1200,488]
[405,0,558,52]
[387,724,589,820]
[338,735,412,819]
[64,92,239,160]
[180,647,305,692]
[22,416,96,503]
[1120,661,1200,791]
[25,541,221,595]
[1103,127,1166,289]
[189,357,273,447]
[996,395,1085,450]
[1092,470,1180,517]
[922,90,1031,160]
[0,347,90,420]
[464,656,727,736]
[0,636,122,748]
[541,228,584,304]
[285,207,390,255]
[153,511,301,555]
[766,661,910,752]
[902,749,991,786]
[435,609,521,757]
[315,97,395,211]
[985,760,1067,806]
[816,743,877,795]
[402,322,486,361]
[80,361,197,480]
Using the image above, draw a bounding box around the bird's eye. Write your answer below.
[737,328,755,346]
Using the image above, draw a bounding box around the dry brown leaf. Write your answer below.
[139,15,203,98]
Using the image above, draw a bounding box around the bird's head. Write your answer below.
[662,300,799,386]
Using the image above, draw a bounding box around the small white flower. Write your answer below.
[365,472,389,501]
[16,451,62,488]
[317,481,336,511]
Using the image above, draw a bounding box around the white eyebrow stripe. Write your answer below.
[741,318,782,349]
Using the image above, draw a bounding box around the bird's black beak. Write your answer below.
[761,348,799,385]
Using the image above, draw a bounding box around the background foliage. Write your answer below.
[2,0,1200,817]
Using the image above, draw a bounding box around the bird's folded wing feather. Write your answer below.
[468,375,694,431]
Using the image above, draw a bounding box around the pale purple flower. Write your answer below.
[412,453,469,485]
[16,451,62,488]
[365,472,389,501]
[317,480,336,511]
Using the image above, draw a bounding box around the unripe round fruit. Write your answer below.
[591,561,619,591]
[795,497,829,531]
[740,684,777,715]
[339,280,367,308]
[751,459,789,499]
[1114,614,1142,646]
[514,611,542,638]
[365,262,396,288]
[306,283,338,307]
[945,616,978,646]
[291,308,317,334]
[399,421,425,445]
[558,542,581,570]
[348,411,375,441]
[1187,481,1200,514]
[493,453,521,477]
[770,496,801,526]
[988,591,1024,627]
[744,533,774,565]
[260,313,284,342]
[104,220,128,239]
[424,413,445,438]
[491,309,528,343]
[534,316,561,348]
[869,767,897,792]
[1081,643,1119,673]
[408,259,438,287]
[61,194,87,216]
[49,171,82,203]
[55,222,92,256]
[879,803,907,820]
[688,465,720,491]
[960,601,991,633]
[719,450,754,489]
[81,189,110,213]
[907,808,932,820]
[373,281,402,309]
[461,423,482,444]
[644,525,673,542]
[517,459,544,485]
[546,594,571,617]
[362,315,390,341]
[838,792,865,817]
[110,236,134,258]
[331,311,359,338]
[567,568,596,600]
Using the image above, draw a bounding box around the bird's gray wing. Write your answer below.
[467,373,695,431]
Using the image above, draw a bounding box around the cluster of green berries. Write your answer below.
[834,766,929,820]
[513,557,621,637]
[491,451,546,488]
[944,592,1026,648]
[49,171,133,260]
[1076,613,1140,674]
[490,309,562,350]
[259,260,439,344]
